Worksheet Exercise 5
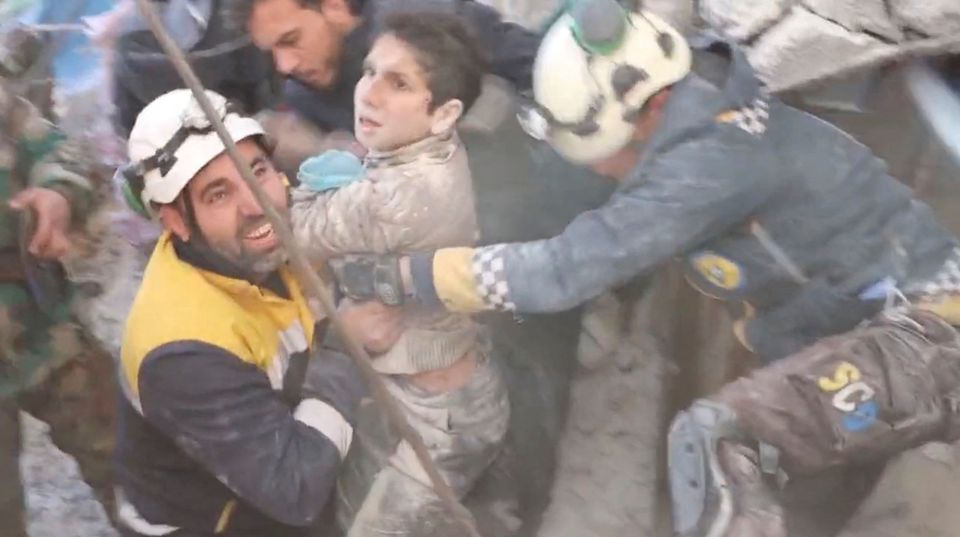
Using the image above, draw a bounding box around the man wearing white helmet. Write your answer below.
[115,88,401,537]
[329,0,960,535]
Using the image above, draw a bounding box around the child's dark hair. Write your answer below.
[374,9,488,113]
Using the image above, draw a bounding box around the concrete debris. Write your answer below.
[478,0,561,30]
[576,292,624,371]
[802,0,902,41]
[890,0,960,38]
[699,0,795,41]
[536,286,667,537]
[640,0,699,34]
[21,413,117,537]
[536,338,663,537]
[478,0,697,33]
[748,7,895,89]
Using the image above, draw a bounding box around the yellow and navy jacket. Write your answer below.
[411,36,959,363]
[116,232,349,535]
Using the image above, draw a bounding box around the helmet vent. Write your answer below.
[658,32,675,58]
[612,64,648,100]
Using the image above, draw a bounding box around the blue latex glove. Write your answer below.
[298,150,364,192]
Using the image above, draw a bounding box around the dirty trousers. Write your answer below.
[0,283,118,537]
[0,357,118,536]
[706,308,960,536]
[336,349,510,537]
[715,308,960,475]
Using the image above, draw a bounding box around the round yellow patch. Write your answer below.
[691,252,743,290]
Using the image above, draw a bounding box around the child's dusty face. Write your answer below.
[354,34,438,152]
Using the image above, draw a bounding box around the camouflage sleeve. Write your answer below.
[13,94,95,221]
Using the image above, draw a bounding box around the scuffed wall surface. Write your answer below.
[700,0,960,89]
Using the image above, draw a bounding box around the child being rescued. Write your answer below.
[288,10,510,536]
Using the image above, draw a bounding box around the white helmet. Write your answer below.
[518,0,692,163]
[124,88,265,215]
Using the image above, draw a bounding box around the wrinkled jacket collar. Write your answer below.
[364,131,460,170]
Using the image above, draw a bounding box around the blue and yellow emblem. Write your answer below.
[689,251,744,291]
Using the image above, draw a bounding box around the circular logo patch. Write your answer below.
[690,252,744,291]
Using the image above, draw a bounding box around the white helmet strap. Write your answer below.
[518,89,605,141]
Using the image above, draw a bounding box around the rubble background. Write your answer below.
[21,413,116,537]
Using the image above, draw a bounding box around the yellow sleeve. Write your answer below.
[432,247,488,313]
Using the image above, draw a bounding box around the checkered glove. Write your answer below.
[472,245,516,311]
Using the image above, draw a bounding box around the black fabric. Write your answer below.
[281,349,311,408]
[410,251,439,307]
[116,341,343,534]
[171,235,289,299]
[300,347,367,426]
[112,0,279,136]
[743,281,884,363]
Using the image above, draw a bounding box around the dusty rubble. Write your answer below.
[21,413,116,537]
[535,288,670,537]
[700,0,960,89]
[479,0,696,33]
[747,6,896,91]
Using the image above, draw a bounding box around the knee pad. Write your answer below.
[668,399,741,537]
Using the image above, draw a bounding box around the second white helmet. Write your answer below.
[520,0,692,163]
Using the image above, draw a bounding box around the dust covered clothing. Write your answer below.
[415,36,958,363]
[338,349,508,536]
[292,133,483,374]
[0,76,117,536]
[291,132,509,534]
[115,233,352,536]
